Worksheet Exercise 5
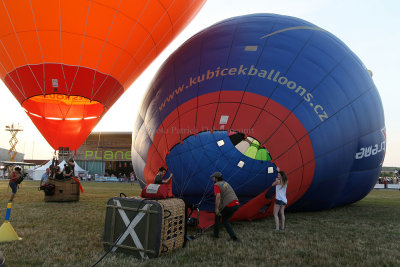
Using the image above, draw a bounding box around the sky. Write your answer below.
[0,0,399,166]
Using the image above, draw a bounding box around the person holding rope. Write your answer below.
[154,167,173,184]
[211,171,240,242]
[154,166,174,197]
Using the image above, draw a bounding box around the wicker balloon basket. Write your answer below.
[103,197,186,259]
[44,178,80,202]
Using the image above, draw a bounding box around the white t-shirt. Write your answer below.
[276,183,287,203]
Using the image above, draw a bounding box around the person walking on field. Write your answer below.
[272,169,288,231]
[211,171,240,241]
[8,166,22,202]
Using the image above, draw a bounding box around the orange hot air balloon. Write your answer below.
[0,0,205,151]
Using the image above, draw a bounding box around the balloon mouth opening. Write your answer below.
[29,94,100,106]
[22,94,104,120]
[228,130,272,161]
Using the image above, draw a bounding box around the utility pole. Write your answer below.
[32,141,35,159]
[5,123,23,162]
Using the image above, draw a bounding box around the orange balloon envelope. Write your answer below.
[0,0,205,150]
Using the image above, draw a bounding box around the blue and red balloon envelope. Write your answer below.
[132,14,385,222]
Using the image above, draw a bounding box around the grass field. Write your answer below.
[0,180,399,266]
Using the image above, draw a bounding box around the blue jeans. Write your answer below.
[9,181,18,194]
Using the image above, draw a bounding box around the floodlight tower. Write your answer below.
[5,123,23,162]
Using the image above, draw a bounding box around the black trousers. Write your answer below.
[214,205,239,239]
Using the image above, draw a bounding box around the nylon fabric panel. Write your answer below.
[22,98,103,119]
[1,0,205,150]
[141,91,314,213]
[132,14,385,218]
[28,114,98,151]
[30,0,61,63]
[230,104,262,132]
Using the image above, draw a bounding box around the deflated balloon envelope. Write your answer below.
[132,14,385,219]
[0,0,205,150]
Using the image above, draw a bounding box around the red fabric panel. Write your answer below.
[196,103,218,132]
[285,112,309,140]
[230,104,261,134]
[213,103,240,130]
[152,131,169,159]
[177,95,197,115]
[219,90,243,103]
[251,110,282,144]
[27,114,98,151]
[4,64,125,102]
[197,91,219,107]
[144,165,155,185]
[242,91,266,108]
[149,147,165,176]
[264,99,291,121]
[231,186,275,221]
[42,64,69,96]
[164,119,181,151]
[265,124,296,159]
[5,66,39,103]
[161,108,179,129]
[179,110,197,141]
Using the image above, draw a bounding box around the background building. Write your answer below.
[0,147,24,162]
[1,147,26,178]
[75,132,133,178]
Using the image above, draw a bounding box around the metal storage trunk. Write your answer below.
[44,178,80,202]
[103,197,186,259]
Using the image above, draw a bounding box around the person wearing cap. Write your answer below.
[211,171,240,241]
[154,166,173,184]
[8,166,21,202]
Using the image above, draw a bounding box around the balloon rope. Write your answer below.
[172,134,210,198]
[170,132,225,207]
[184,133,228,207]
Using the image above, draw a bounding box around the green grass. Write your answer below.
[0,181,399,266]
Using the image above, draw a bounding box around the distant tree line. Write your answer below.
[381,166,400,172]
[381,171,395,177]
